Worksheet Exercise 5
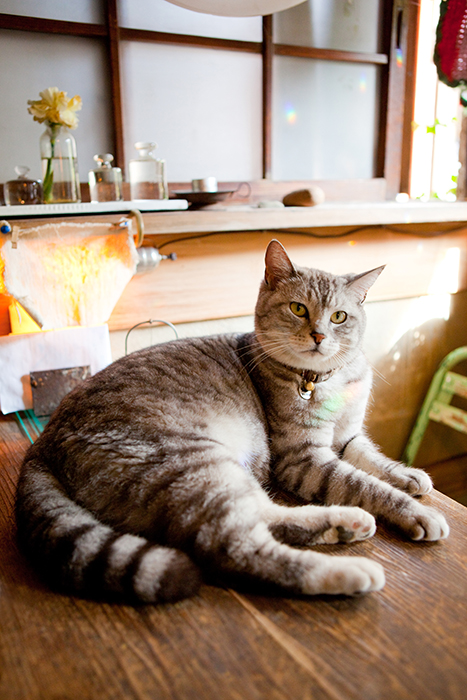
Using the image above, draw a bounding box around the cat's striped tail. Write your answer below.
[15,457,202,603]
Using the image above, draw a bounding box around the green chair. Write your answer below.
[403,347,467,466]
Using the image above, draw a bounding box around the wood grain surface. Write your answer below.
[1,413,466,700]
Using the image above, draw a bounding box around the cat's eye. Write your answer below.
[290,302,308,318]
[330,310,347,324]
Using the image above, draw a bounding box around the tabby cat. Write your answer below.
[16,240,449,603]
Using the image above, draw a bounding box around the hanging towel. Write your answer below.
[0,220,138,330]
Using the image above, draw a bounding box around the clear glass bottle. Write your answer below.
[40,124,80,203]
[129,142,168,200]
[4,166,42,205]
[88,154,123,202]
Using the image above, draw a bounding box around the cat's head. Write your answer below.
[255,240,384,372]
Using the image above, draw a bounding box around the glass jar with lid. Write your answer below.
[88,154,123,202]
[129,142,168,200]
[4,166,42,205]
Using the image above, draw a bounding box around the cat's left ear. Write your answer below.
[264,239,296,289]
[346,265,385,303]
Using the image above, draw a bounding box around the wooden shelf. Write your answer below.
[141,201,467,236]
[6,201,467,238]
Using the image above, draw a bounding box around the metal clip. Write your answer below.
[11,225,20,249]
[112,209,144,248]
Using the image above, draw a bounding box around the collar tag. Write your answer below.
[299,383,313,400]
[299,374,316,400]
[298,369,335,400]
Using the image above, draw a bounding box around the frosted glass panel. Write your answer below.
[273,56,379,180]
[121,42,262,181]
[120,0,262,41]
[0,0,104,24]
[275,0,382,53]
[0,30,113,184]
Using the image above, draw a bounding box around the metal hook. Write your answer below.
[124,319,179,355]
[128,209,144,248]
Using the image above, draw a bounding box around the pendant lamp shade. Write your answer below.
[163,0,307,17]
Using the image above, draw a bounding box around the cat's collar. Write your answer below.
[286,365,338,400]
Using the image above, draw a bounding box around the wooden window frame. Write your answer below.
[0,0,418,200]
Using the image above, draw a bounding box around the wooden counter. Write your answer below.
[141,200,467,234]
[1,412,466,700]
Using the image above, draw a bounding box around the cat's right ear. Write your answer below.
[264,240,296,289]
[347,265,386,303]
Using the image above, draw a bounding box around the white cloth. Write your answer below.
[0,325,112,414]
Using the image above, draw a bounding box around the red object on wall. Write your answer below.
[435,0,467,86]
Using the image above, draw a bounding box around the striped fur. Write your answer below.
[15,240,448,602]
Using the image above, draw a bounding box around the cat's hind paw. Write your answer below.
[319,506,376,544]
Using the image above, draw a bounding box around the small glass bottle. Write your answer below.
[88,154,123,202]
[4,166,42,205]
[129,142,168,200]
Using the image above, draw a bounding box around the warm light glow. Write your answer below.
[389,293,452,350]
[428,247,461,294]
[39,234,135,325]
[388,248,459,347]
[0,255,5,295]
[0,223,138,331]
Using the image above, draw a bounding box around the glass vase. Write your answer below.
[40,124,81,203]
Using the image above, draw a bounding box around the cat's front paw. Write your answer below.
[304,554,385,595]
[387,464,433,496]
[397,502,449,541]
[321,506,376,544]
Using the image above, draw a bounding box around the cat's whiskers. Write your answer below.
[241,335,344,377]
[238,339,283,374]
[334,339,390,384]
[367,361,391,385]
[239,330,320,376]
[241,321,367,378]
[337,345,390,385]
[240,340,292,375]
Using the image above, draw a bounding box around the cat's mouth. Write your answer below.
[302,344,331,359]
[293,347,338,371]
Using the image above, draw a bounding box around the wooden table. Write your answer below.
[1,412,466,700]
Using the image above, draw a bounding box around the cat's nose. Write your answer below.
[311,331,326,345]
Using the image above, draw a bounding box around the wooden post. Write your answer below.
[105,0,125,175]
[262,15,273,180]
[384,0,419,199]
